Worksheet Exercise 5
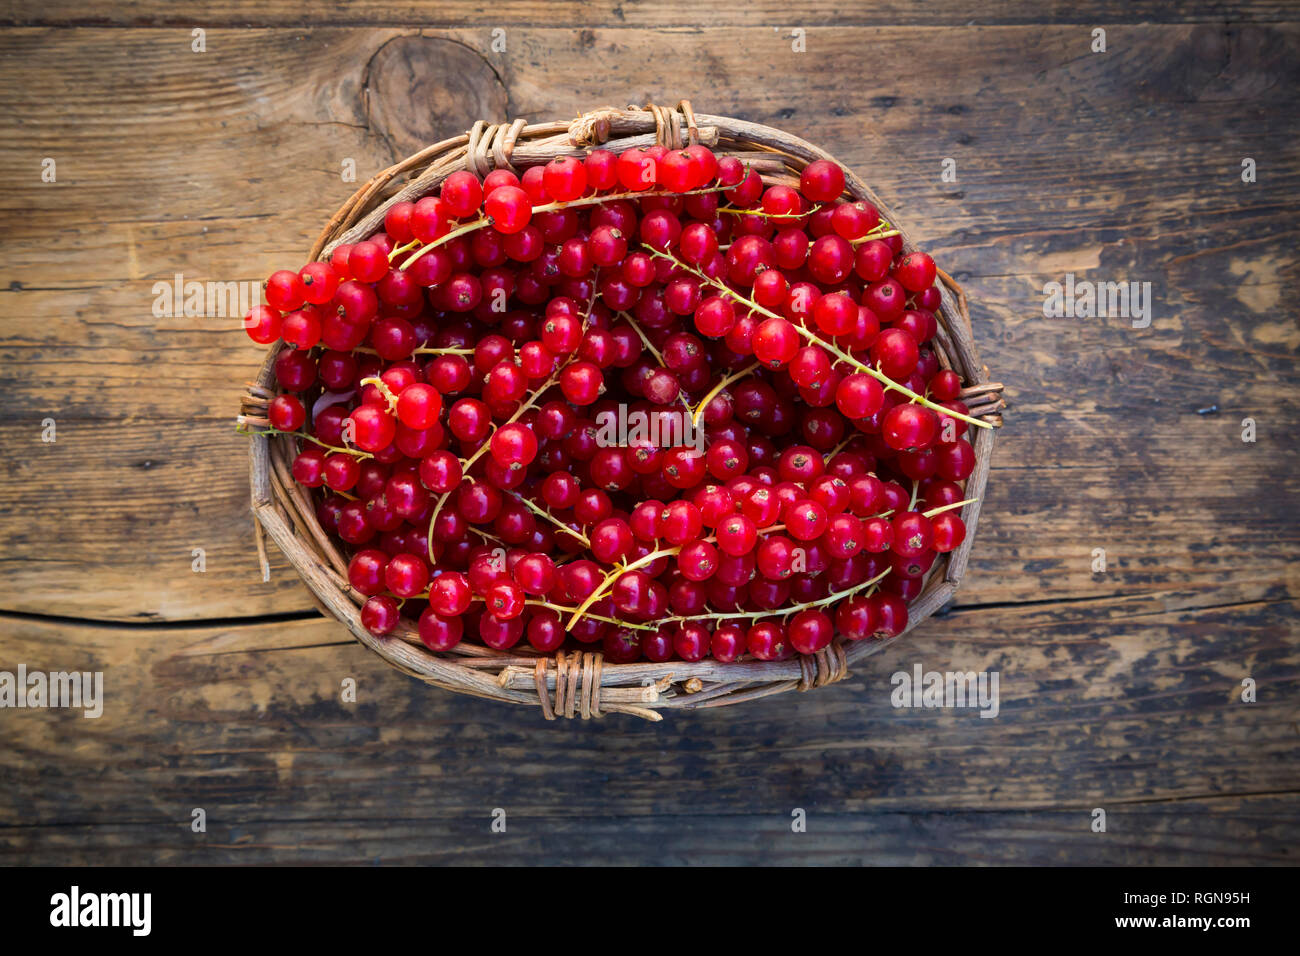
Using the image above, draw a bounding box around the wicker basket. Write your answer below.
[240,100,1005,720]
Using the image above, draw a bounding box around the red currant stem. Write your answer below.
[426,356,576,564]
[691,361,760,428]
[792,329,987,428]
[399,217,492,271]
[849,223,902,245]
[564,513,795,623]
[524,600,657,632]
[616,310,694,414]
[467,366,566,474]
[388,239,421,262]
[358,375,400,413]
[352,346,475,356]
[561,515,793,630]
[509,491,592,547]
[563,544,680,631]
[717,205,822,220]
[823,435,854,463]
[643,247,991,430]
[467,525,509,547]
[398,184,736,272]
[700,523,787,546]
[908,479,921,511]
[615,309,666,366]
[668,566,893,626]
[248,427,373,460]
[922,496,979,519]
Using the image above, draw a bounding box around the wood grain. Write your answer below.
[3,799,1295,865]
[1,594,1294,863]
[3,2,1297,27]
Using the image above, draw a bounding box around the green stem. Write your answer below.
[822,434,854,464]
[388,238,420,261]
[643,247,992,431]
[510,491,591,547]
[426,355,576,565]
[524,599,656,632]
[667,567,892,625]
[717,203,823,220]
[690,361,760,428]
[398,183,735,273]
[563,545,679,631]
[358,376,399,413]
[922,496,979,519]
[243,427,373,460]
[848,221,902,245]
[616,309,695,414]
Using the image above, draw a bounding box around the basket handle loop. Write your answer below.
[640,99,699,150]
[797,638,850,691]
[465,118,528,178]
[538,651,604,719]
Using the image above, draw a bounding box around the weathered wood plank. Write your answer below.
[0,24,1296,621]
[1,595,1294,865]
[2,1,1298,28]
[3,799,1296,865]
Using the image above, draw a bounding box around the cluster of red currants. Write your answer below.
[245,143,983,665]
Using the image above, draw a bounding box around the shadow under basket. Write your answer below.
[239,100,1006,721]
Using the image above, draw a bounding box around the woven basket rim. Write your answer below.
[242,100,1003,720]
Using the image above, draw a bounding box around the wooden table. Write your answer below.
[2,1,1296,865]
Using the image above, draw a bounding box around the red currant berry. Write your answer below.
[746,621,789,661]
[542,156,588,202]
[429,571,472,616]
[298,261,340,305]
[441,171,484,218]
[836,596,879,641]
[385,553,429,598]
[349,404,396,452]
[265,269,306,311]
[418,608,463,651]
[360,595,400,637]
[347,549,389,596]
[788,608,833,654]
[882,403,939,451]
[268,395,306,432]
[932,512,966,552]
[799,160,846,203]
[873,593,908,638]
[484,185,532,234]
[244,305,282,344]
[395,383,443,430]
[894,251,937,293]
